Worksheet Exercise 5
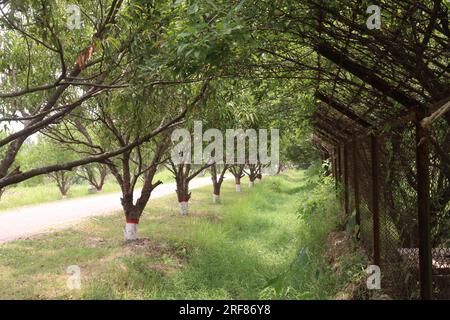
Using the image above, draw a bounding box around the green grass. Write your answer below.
[0,169,174,211]
[0,169,367,299]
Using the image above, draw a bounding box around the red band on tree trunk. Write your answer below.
[126,218,139,224]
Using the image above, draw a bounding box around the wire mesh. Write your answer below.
[338,122,450,299]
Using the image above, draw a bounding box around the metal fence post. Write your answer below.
[352,140,361,226]
[343,144,350,215]
[337,145,342,183]
[415,110,433,300]
[333,147,338,193]
[371,134,381,266]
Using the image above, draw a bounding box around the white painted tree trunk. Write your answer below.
[235,184,241,192]
[124,222,138,240]
[213,193,220,204]
[179,201,189,216]
[248,181,254,188]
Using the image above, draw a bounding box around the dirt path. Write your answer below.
[0,176,222,244]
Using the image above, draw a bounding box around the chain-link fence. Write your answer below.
[330,118,450,299]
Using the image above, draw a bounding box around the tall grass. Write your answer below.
[260,163,368,299]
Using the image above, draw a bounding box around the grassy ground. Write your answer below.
[0,170,173,211]
[0,169,367,299]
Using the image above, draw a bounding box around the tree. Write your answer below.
[194,81,235,203]
[28,137,78,197]
[229,164,245,192]
[244,163,258,188]
[167,160,212,215]
[49,170,76,198]
[166,105,215,215]
[210,162,229,203]
[0,0,130,187]
[77,163,108,192]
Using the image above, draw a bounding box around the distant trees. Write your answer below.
[283,136,321,169]
[77,164,108,192]
[49,171,76,198]
[28,138,78,198]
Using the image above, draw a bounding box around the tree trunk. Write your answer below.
[122,200,141,241]
[212,179,221,203]
[210,163,227,204]
[230,164,244,192]
[277,164,283,174]
[169,161,212,215]
[173,164,191,216]
[235,176,241,192]
[256,164,262,182]
[176,183,191,216]
[79,164,108,192]
[179,201,189,216]
[51,171,73,199]
[96,167,107,191]
[245,164,258,188]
